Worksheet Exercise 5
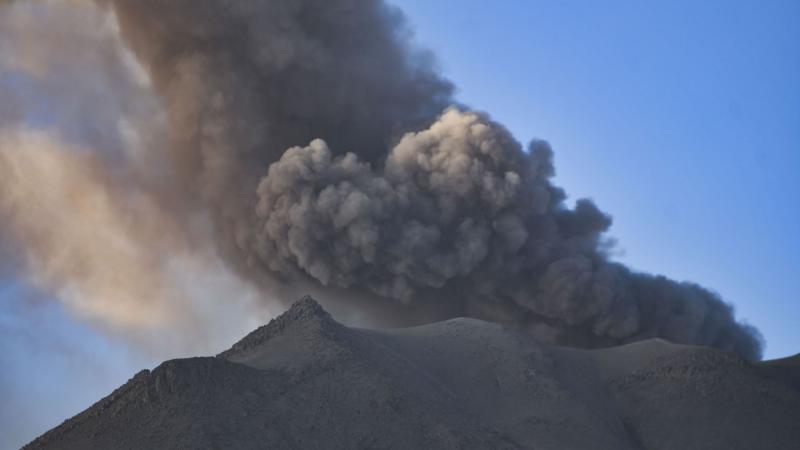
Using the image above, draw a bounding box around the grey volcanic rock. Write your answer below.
[25,297,800,450]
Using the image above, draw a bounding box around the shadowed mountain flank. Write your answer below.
[25,297,800,450]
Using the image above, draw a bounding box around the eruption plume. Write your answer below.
[0,0,762,359]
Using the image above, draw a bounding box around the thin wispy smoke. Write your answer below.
[0,0,762,360]
[0,0,272,355]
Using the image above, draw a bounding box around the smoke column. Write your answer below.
[0,0,762,359]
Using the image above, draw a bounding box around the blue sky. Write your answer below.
[0,283,147,449]
[391,0,799,358]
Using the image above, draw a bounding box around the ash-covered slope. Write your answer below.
[25,297,800,450]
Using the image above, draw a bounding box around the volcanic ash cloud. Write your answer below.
[0,0,763,359]
[251,108,761,358]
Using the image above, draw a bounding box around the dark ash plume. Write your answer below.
[252,108,762,358]
[103,0,761,359]
[2,0,763,359]
[103,0,454,268]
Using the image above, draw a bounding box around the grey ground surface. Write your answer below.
[25,297,800,450]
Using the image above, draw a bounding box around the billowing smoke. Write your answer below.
[252,108,761,358]
[0,0,762,359]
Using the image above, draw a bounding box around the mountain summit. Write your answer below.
[25,297,800,450]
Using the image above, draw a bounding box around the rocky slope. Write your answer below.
[25,297,800,450]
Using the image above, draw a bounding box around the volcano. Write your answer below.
[25,297,800,450]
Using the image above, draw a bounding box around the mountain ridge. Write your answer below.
[24,297,800,450]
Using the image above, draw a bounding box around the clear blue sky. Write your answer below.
[390,0,799,358]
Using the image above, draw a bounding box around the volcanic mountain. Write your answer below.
[25,297,800,450]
